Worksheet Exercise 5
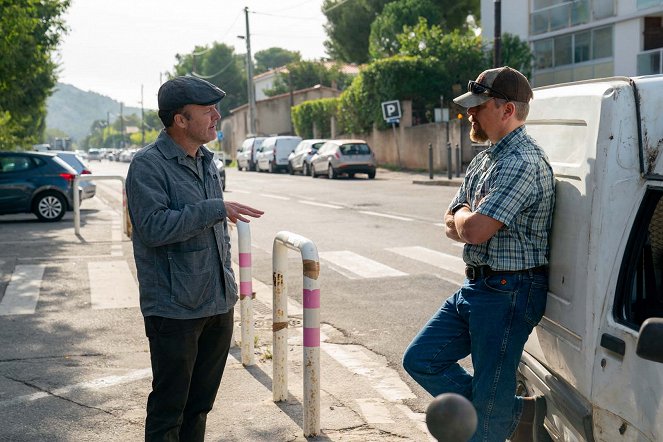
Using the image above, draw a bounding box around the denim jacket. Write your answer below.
[126,130,237,319]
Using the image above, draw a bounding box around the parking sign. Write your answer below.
[381,100,401,121]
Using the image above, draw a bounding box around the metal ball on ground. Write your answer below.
[425,393,478,441]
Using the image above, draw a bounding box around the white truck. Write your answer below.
[519,75,663,441]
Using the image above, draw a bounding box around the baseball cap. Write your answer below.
[158,76,226,111]
[453,66,533,108]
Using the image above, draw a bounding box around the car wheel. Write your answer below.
[303,163,310,176]
[368,170,376,179]
[328,164,337,179]
[269,162,275,173]
[33,191,66,222]
[288,162,295,175]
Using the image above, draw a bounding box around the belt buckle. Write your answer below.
[465,266,477,280]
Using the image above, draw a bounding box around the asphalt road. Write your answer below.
[0,158,469,435]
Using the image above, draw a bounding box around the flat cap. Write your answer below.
[158,76,226,111]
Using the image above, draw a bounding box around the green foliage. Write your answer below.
[291,98,338,139]
[322,0,392,64]
[0,0,70,149]
[368,0,442,60]
[173,42,247,116]
[337,56,446,133]
[322,0,479,64]
[254,47,301,74]
[500,33,534,79]
[264,60,353,97]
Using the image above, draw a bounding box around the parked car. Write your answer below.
[310,139,377,179]
[52,151,96,201]
[0,151,77,222]
[256,135,302,173]
[236,137,266,171]
[87,148,103,161]
[119,148,138,163]
[288,139,326,176]
[212,152,226,191]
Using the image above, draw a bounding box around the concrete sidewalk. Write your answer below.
[213,275,434,441]
[0,194,436,441]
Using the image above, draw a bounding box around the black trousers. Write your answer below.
[144,310,234,442]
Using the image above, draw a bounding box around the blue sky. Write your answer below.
[57,0,328,109]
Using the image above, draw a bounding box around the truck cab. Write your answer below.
[520,75,663,441]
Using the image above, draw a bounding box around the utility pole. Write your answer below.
[141,84,145,146]
[243,6,257,135]
[120,102,125,148]
[493,0,502,68]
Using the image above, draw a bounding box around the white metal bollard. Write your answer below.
[272,231,320,437]
[236,221,255,366]
[74,175,128,237]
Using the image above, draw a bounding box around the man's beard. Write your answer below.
[470,122,488,143]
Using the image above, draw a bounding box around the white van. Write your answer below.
[518,75,663,441]
[236,137,265,171]
[256,135,302,173]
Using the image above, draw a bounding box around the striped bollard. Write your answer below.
[237,221,255,366]
[272,231,320,437]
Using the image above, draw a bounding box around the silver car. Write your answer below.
[310,139,377,179]
[236,137,265,171]
[287,139,326,176]
[53,151,96,200]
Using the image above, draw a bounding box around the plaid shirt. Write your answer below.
[449,126,555,270]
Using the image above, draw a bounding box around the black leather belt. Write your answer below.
[464,265,548,280]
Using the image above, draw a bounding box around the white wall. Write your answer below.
[615,18,642,77]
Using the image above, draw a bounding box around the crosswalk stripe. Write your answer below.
[386,246,465,276]
[298,200,342,209]
[359,210,413,222]
[88,261,139,309]
[319,251,407,279]
[356,398,395,424]
[0,265,45,315]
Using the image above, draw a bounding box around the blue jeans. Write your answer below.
[403,271,547,442]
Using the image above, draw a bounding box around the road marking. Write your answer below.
[319,251,407,279]
[110,244,123,257]
[356,398,395,424]
[298,200,342,209]
[0,265,45,315]
[231,189,250,194]
[321,340,415,401]
[359,211,413,222]
[387,246,465,276]
[259,193,290,200]
[88,261,139,309]
[0,368,152,408]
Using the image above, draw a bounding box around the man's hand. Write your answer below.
[444,209,464,243]
[225,201,264,224]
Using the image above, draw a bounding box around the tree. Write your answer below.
[500,33,534,79]
[368,0,442,60]
[264,60,353,97]
[0,0,70,149]
[254,47,301,74]
[322,0,479,63]
[172,42,247,116]
[322,0,391,64]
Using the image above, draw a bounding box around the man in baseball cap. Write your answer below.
[403,66,554,442]
[126,76,263,440]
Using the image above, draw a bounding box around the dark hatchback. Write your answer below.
[0,151,77,221]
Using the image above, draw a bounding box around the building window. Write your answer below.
[534,26,612,68]
[531,0,615,35]
[638,0,663,10]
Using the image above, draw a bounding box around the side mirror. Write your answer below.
[636,318,663,363]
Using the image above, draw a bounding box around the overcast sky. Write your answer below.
[57,0,328,110]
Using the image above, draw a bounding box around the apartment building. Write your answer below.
[481,0,663,86]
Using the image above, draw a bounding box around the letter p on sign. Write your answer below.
[381,100,402,121]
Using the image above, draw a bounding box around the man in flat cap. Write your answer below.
[126,76,263,441]
[403,67,555,442]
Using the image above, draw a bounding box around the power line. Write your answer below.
[191,58,237,80]
[191,10,243,56]
[322,0,354,14]
[251,10,320,20]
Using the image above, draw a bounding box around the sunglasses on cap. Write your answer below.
[468,80,509,101]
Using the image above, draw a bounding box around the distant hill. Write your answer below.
[46,83,146,143]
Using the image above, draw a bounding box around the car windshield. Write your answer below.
[340,144,371,155]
